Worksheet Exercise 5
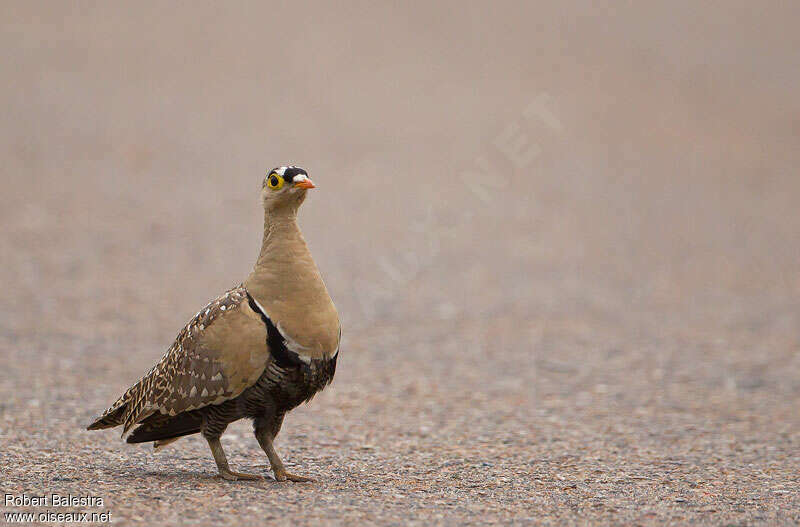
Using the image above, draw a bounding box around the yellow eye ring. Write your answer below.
[266,173,284,190]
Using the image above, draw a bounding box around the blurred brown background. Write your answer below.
[1,2,798,525]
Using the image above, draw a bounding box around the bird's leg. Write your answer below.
[205,437,262,481]
[254,426,314,482]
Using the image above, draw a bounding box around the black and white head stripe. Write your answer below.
[270,165,308,183]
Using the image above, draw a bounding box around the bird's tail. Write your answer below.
[125,413,203,444]
[153,437,182,450]
[86,403,127,430]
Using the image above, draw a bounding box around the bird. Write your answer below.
[87,166,340,482]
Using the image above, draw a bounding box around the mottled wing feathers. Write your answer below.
[87,285,270,435]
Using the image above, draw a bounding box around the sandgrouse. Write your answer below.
[87,166,340,482]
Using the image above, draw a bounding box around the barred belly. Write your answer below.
[200,353,337,439]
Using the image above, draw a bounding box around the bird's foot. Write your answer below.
[273,468,315,482]
[216,469,264,482]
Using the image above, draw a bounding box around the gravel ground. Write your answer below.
[2,2,799,525]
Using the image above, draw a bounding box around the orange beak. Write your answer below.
[294,179,316,189]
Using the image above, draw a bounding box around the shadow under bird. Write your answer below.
[87,166,341,482]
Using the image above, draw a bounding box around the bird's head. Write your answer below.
[261,165,315,211]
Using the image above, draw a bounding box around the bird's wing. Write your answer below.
[96,285,270,435]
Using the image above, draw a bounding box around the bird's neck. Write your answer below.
[244,206,340,359]
[258,207,304,261]
[245,207,316,303]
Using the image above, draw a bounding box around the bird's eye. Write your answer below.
[267,174,284,190]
